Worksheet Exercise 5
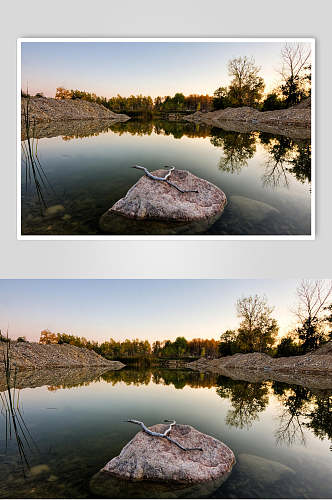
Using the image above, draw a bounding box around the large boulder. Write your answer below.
[90,423,235,498]
[99,169,227,235]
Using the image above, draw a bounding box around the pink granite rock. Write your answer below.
[100,169,227,229]
[102,423,235,484]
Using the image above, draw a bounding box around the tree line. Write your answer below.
[33,281,332,360]
[38,331,219,362]
[6,279,330,360]
[219,280,332,357]
[24,42,311,114]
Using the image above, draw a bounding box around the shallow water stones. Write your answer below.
[99,169,227,235]
[236,454,296,486]
[90,423,235,498]
[229,196,280,224]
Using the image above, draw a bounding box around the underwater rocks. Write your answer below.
[99,169,227,235]
[236,454,295,485]
[229,196,280,224]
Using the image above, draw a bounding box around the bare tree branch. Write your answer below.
[123,419,203,451]
[132,165,199,193]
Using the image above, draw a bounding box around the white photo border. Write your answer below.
[17,37,315,241]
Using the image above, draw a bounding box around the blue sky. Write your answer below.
[21,41,288,98]
[0,279,303,342]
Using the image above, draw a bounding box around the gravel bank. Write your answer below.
[0,341,125,370]
[21,97,130,123]
[186,342,332,386]
[184,98,311,136]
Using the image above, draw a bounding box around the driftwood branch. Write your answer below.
[132,165,199,194]
[123,419,203,452]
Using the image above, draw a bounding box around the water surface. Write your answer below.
[21,120,311,236]
[1,367,330,498]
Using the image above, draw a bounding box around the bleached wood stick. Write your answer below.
[132,166,199,193]
[123,419,203,451]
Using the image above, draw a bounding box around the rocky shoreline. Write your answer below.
[183,98,311,138]
[21,97,130,124]
[186,342,332,388]
[0,341,125,370]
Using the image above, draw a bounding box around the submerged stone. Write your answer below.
[236,454,295,485]
[29,464,50,476]
[100,169,227,234]
[90,423,235,498]
[229,196,280,223]
[45,205,65,217]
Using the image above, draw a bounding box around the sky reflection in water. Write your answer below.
[0,368,331,498]
[21,120,311,236]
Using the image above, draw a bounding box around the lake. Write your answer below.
[21,120,311,236]
[1,367,331,498]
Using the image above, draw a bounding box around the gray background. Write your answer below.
[0,0,330,279]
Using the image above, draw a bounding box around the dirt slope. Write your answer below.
[0,341,125,370]
[21,97,130,123]
[186,342,332,376]
[184,98,311,134]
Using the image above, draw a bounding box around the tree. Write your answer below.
[275,336,299,357]
[219,330,239,356]
[17,336,27,342]
[236,295,278,352]
[262,92,285,111]
[55,87,73,99]
[324,304,332,341]
[39,329,59,344]
[213,87,231,110]
[294,280,332,352]
[172,336,188,357]
[279,43,311,106]
[227,56,265,107]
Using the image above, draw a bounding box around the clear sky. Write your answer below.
[0,279,307,343]
[21,40,291,98]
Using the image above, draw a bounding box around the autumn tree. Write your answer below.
[55,87,72,99]
[39,329,59,344]
[236,295,279,352]
[227,56,265,107]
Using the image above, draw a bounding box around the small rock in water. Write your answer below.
[29,464,50,476]
[45,205,65,217]
[100,169,227,235]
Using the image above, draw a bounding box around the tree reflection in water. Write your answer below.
[271,382,332,450]
[209,127,311,188]
[215,376,269,429]
[259,133,311,188]
[6,366,329,453]
[210,130,257,174]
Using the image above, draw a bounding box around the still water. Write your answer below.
[1,367,331,498]
[21,120,311,236]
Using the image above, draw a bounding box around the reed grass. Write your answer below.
[21,93,55,214]
[0,331,38,475]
